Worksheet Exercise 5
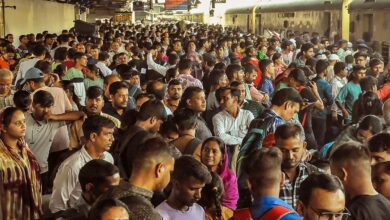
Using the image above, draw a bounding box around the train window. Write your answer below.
[283,20,289,28]
[350,21,355,33]
[364,0,375,2]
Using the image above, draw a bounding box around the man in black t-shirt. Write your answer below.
[330,142,390,220]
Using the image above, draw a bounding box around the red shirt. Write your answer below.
[378,82,390,101]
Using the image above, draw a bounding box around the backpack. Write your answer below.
[236,115,277,175]
[233,205,295,220]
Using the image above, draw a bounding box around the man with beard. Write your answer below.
[25,89,83,194]
[100,137,175,220]
[102,81,130,121]
[165,79,183,113]
[69,86,121,149]
[276,123,320,209]
[115,99,167,179]
[156,155,212,219]
[295,43,314,67]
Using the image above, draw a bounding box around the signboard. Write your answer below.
[165,0,189,10]
[215,0,226,3]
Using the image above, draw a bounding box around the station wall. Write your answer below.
[4,0,75,39]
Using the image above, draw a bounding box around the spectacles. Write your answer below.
[310,207,351,220]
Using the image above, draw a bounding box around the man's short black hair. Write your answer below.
[301,42,314,53]
[330,142,371,168]
[178,58,192,71]
[244,147,283,189]
[369,58,383,68]
[203,53,216,67]
[33,90,54,107]
[82,115,115,141]
[215,87,240,103]
[168,78,181,88]
[360,76,378,92]
[299,173,344,206]
[243,63,257,74]
[358,115,384,135]
[368,132,390,153]
[87,86,104,99]
[354,52,368,60]
[98,51,110,61]
[353,64,366,73]
[73,52,86,61]
[172,155,212,184]
[128,137,175,176]
[315,59,329,75]
[275,123,305,144]
[13,90,31,111]
[137,99,167,122]
[334,62,347,75]
[178,86,204,109]
[173,108,197,130]
[32,44,47,57]
[168,53,179,65]
[79,159,119,192]
[226,64,243,81]
[271,88,303,107]
[109,81,129,95]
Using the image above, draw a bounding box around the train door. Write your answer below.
[324,12,331,38]
[362,14,373,42]
[256,14,261,35]
[247,14,251,33]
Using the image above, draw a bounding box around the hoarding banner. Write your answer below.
[165,0,189,10]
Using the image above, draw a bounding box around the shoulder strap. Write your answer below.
[259,205,294,220]
[184,138,202,155]
[233,208,252,220]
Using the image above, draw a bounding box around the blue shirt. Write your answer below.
[260,76,275,99]
[314,77,333,119]
[251,196,302,220]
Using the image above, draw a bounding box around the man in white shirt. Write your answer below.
[14,44,47,86]
[330,62,348,124]
[49,115,115,212]
[147,49,178,76]
[96,51,112,77]
[156,156,211,220]
[212,87,254,169]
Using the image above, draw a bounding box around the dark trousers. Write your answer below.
[40,172,50,195]
[47,149,70,193]
[312,117,327,148]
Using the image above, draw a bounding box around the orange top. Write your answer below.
[0,56,14,69]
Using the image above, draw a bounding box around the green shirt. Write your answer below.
[84,78,103,90]
[336,81,362,116]
[63,67,84,80]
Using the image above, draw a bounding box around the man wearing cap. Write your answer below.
[326,54,340,82]
[22,67,77,191]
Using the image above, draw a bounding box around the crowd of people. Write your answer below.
[0,20,390,220]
